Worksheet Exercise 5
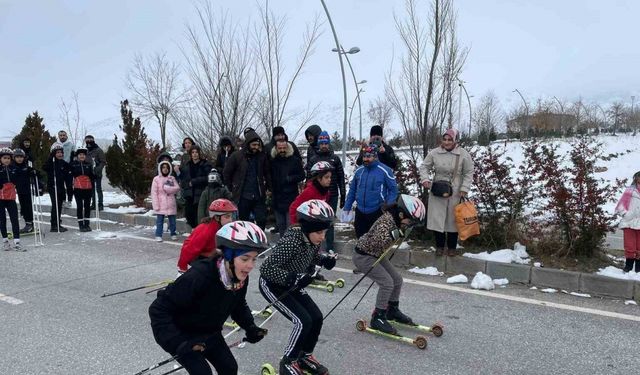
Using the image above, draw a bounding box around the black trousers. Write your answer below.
[184,196,198,229]
[17,192,33,223]
[90,176,103,206]
[175,332,238,375]
[238,197,267,230]
[354,208,383,238]
[49,188,66,227]
[0,200,20,239]
[259,277,323,359]
[434,231,459,250]
[74,189,92,224]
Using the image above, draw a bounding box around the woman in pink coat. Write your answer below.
[151,161,181,242]
[616,171,640,272]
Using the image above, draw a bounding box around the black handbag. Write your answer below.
[430,154,460,198]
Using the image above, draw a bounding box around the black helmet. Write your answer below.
[12,148,25,157]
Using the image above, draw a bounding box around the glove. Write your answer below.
[292,273,314,289]
[319,253,337,270]
[244,325,268,344]
[176,338,206,357]
[339,196,345,209]
[391,228,404,241]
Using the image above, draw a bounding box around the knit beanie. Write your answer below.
[273,126,286,137]
[299,218,331,234]
[370,125,383,137]
[317,131,330,145]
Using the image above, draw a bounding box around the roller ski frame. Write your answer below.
[355,319,427,350]
[8,231,44,240]
[389,320,444,337]
[307,277,345,293]
[224,308,274,328]
[260,363,312,375]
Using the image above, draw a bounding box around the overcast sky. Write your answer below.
[1,0,639,143]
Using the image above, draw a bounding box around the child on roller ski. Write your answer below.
[259,199,337,375]
[196,169,232,224]
[12,148,43,234]
[177,199,237,276]
[352,194,426,335]
[43,143,73,232]
[70,148,95,232]
[151,161,181,242]
[149,221,269,375]
[0,148,24,251]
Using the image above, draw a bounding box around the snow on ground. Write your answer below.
[493,278,509,286]
[596,266,640,281]
[470,272,495,290]
[398,242,410,250]
[463,248,530,264]
[568,292,591,298]
[37,190,132,208]
[93,232,118,239]
[540,288,558,293]
[408,266,443,276]
[103,206,147,214]
[625,300,638,306]
[446,274,468,284]
[529,286,538,290]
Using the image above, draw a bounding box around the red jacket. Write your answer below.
[289,179,330,224]
[177,220,222,272]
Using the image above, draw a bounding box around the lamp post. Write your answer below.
[632,95,636,135]
[348,88,365,143]
[320,0,348,166]
[332,46,366,142]
[596,104,608,134]
[513,89,529,138]
[457,79,472,138]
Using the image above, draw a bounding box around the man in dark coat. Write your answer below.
[223,130,271,229]
[178,145,212,229]
[356,125,398,170]
[264,126,302,161]
[213,136,235,179]
[84,135,106,210]
[307,131,346,251]
[304,124,322,168]
[20,138,34,163]
[269,139,305,237]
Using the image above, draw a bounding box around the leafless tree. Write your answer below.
[473,91,504,140]
[608,102,625,135]
[254,2,322,137]
[126,52,187,149]
[178,1,262,156]
[58,91,85,147]
[366,97,394,133]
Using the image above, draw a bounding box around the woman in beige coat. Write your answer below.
[419,128,473,256]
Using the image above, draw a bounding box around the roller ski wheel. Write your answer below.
[307,282,335,293]
[335,278,345,288]
[355,319,427,350]
[224,320,238,328]
[389,320,444,337]
[261,363,276,375]
[253,308,274,318]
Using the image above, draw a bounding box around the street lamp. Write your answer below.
[348,88,365,143]
[332,46,366,142]
[513,89,530,138]
[632,96,636,135]
[457,79,473,138]
[320,0,348,166]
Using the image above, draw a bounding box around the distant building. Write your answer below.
[507,112,577,134]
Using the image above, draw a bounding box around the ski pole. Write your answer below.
[323,228,413,321]
[256,269,319,316]
[132,355,179,375]
[32,167,44,246]
[101,279,173,298]
[29,173,39,247]
[93,159,101,231]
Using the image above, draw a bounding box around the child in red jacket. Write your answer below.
[0,148,23,251]
[288,161,332,224]
[176,199,237,275]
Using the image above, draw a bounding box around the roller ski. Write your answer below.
[385,301,444,337]
[224,308,275,328]
[261,353,330,375]
[8,230,43,240]
[354,308,427,350]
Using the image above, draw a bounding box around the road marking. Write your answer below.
[331,267,640,323]
[0,293,24,305]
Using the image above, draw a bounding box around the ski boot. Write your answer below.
[19,223,34,233]
[299,353,329,375]
[623,259,634,273]
[370,308,398,335]
[387,301,415,325]
[279,356,305,375]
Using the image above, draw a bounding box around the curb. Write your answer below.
[44,205,640,302]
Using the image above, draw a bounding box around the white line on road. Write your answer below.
[331,267,640,323]
[0,293,24,305]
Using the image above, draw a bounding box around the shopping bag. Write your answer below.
[455,197,480,241]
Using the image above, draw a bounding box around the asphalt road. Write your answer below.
[1,221,639,375]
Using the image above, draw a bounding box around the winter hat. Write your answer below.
[272,126,286,137]
[221,247,256,262]
[244,130,262,146]
[443,128,459,141]
[220,136,233,147]
[317,131,331,145]
[75,148,88,155]
[362,143,379,157]
[243,127,256,136]
[299,218,331,234]
[370,125,383,137]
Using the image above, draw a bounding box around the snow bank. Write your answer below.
[38,190,132,207]
[446,274,468,284]
[569,292,591,298]
[398,242,410,250]
[625,300,637,306]
[540,288,558,293]
[470,272,495,290]
[94,232,118,239]
[463,249,530,264]
[408,266,443,276]
[103,206,147,214]
[596,266,640,281]
[493,278,509,286]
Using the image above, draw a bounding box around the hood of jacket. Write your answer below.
[218,136,235,151]
[156,151,174,164]
[270,141,294,159]
[304,125,322,145]
[157,160,172,176]
[244,130,262,149]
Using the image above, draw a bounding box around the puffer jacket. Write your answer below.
[69,160,95,190]
[152,161,181,215]
[304,124,322,166]
[344,160,398,214]
[223,131,271,201]
[12,160,43,195]
[616,186,640,230]
[308,148,346,200]
[178,159,212,200]
[355,211,397,257]
[270,143,305,213]
[0,164,18,200]
[259,227,323,287]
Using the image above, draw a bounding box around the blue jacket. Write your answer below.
[344,160,398,214]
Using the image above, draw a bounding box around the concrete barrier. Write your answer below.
[445,256,486,276]
[531,268,581,291]
[389,249,410,267]
[409,251,446,271]
[485,262,532,284]
[579,273,635,299]
[634,282,640,302]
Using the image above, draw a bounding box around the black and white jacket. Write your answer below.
[259,227,322,287]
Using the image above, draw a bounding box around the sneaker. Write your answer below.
[279,357,304,375]
[170,235,178,241]
[387,301,415,325]
[19,223,34,233]
[58,226,68,232]
[50,226,67,233]
[13,242,26,252]
[370,308,398,335]
[155,237,163,242]
[299,353,329,375]
[3,241,11,251]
